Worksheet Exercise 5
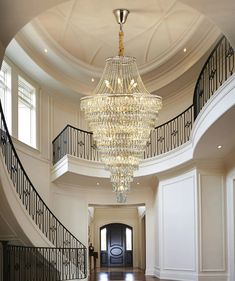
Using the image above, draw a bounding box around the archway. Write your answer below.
[100,223,133,267]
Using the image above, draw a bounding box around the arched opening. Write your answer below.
[100,223,133,268]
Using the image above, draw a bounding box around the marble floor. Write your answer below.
[89,267,173,281]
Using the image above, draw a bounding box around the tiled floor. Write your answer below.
[89,267,173,281]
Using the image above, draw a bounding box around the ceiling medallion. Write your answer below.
[81,9,162,203]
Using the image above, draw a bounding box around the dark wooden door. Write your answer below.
[100,223,133,267]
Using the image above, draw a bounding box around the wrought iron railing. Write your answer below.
[52,36,234,164]
[52,105,194,164]
[5,245,86,281]
[0,101,87,279]
[193,36,234,118]
[144,105,193,158]
[52,125,98,164]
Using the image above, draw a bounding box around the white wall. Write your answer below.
[155,170,197,280]
[154,168,228,281]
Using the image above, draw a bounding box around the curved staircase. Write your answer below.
[0,101,87,280]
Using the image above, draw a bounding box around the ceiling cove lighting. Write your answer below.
[81,9,162,203]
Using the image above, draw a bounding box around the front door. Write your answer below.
[100,223,133,267]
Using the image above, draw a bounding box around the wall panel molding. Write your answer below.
[159,171,197,273]
[198,173,226,273]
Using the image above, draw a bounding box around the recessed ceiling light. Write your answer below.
[217,145,222,149]
[96,182,100,186]
[91,78,95,82]
[44,48,48,53]
[137,182,140,185]
[183,48,187,53]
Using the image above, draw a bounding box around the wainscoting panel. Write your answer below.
[161,171,196,272]
[199,174,226,272]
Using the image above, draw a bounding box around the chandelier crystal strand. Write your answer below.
[81,9,162,203]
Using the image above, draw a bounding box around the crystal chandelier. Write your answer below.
[81,9,162,203]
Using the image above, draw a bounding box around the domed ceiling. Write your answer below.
[8,0,220,96]
[36,0,201,70]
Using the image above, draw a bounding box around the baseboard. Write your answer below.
[145,267,155,275]
[153,270,228,281]
[198,273,228,281]
[154,267,160,278]
[154,269,197,281]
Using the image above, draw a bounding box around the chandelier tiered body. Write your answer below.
[81,10,162,203]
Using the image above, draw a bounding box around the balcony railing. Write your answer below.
[52,105,194,164]
[193,36,234,118]
[144,105,194,158]
[53,125,98,164]
[0,101,87,280]
[52,36,234,165]
[5,245,86,281]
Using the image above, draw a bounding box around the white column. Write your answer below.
[226,168,235,281]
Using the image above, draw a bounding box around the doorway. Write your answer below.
[100,223,133,267]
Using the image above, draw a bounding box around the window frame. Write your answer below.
[18,75,37,148]
[1,56,40,150]
[16,70,40,150]
[100,227,107,251]
[125,227,133,251]
[0,60,12,133]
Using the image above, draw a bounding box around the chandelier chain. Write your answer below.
[119,29,124,56]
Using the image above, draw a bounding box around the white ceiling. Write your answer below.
[5,0,220,97]
[194,105,235,161]
[36,0,202,69]
[54,171,157,190]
